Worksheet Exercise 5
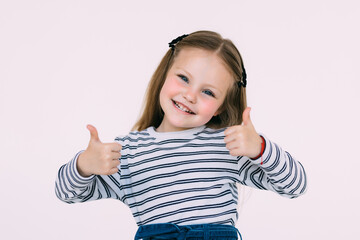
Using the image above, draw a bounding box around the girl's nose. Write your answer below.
[183,88,197,104]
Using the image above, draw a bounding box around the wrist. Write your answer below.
[77,152,92,177]
[250,136,265,161]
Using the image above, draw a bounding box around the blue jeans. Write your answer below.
[134,223,242,240]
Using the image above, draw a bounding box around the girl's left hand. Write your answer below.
[224,107,262,158]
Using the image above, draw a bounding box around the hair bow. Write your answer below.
[168,34,189,51]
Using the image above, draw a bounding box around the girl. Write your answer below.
[55,30,307,240]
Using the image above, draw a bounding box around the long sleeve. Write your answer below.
[237,134,307,198]
[55,127,307,226]
[55,150,124,204]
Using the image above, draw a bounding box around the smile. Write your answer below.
[172,100,195,114]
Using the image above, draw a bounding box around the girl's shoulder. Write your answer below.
[202,126,227,135]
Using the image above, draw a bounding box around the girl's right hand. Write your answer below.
[77,124,122,177]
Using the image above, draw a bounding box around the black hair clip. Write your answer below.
[237,64,247,88]
[168,34,189,51]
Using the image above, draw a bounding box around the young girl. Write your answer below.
[55,30,307,240]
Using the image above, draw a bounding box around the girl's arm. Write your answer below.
[55,150,123,203]
[55,125,123,203]
[224,107,307,198]
[238,135,307,198]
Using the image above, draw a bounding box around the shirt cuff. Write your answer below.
[68,150,95,188]
[249,134,271,166]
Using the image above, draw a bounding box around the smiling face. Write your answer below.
[156,47,234,132]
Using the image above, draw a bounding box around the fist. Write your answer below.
[224,107,262,158]
[77,124,122,177]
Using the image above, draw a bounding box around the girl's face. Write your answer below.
[157,47,233,132]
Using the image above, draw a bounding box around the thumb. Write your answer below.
[242,107,252,126]
[86,124,101,142]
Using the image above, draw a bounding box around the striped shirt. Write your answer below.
[55,125,307,226]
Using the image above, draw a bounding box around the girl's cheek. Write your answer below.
[162,77,182,94]
[200,100,219,115]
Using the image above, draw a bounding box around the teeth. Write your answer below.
[174,101,194,114]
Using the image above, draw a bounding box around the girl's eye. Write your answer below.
[203,90,215,97]
[177,74,215,97]
[178,74,189,83]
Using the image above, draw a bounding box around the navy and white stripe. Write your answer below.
[55,125,307,226]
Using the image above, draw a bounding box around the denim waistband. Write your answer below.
[134,223,242,240]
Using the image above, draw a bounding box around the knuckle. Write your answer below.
[111,143,122,149]
[105,144,112,151]
[109,168,118,175]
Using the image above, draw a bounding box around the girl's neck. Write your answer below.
[148,125,206,139]
[156,120,199,133]
[156,124,191,133]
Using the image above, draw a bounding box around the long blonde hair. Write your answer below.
[132,30,247,131]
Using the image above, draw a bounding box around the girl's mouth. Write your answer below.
[172,100,195,114]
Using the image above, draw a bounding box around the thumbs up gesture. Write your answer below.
[224,107,262,158]
[77,124,122,177]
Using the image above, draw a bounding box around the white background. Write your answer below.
[1,0,359,239]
